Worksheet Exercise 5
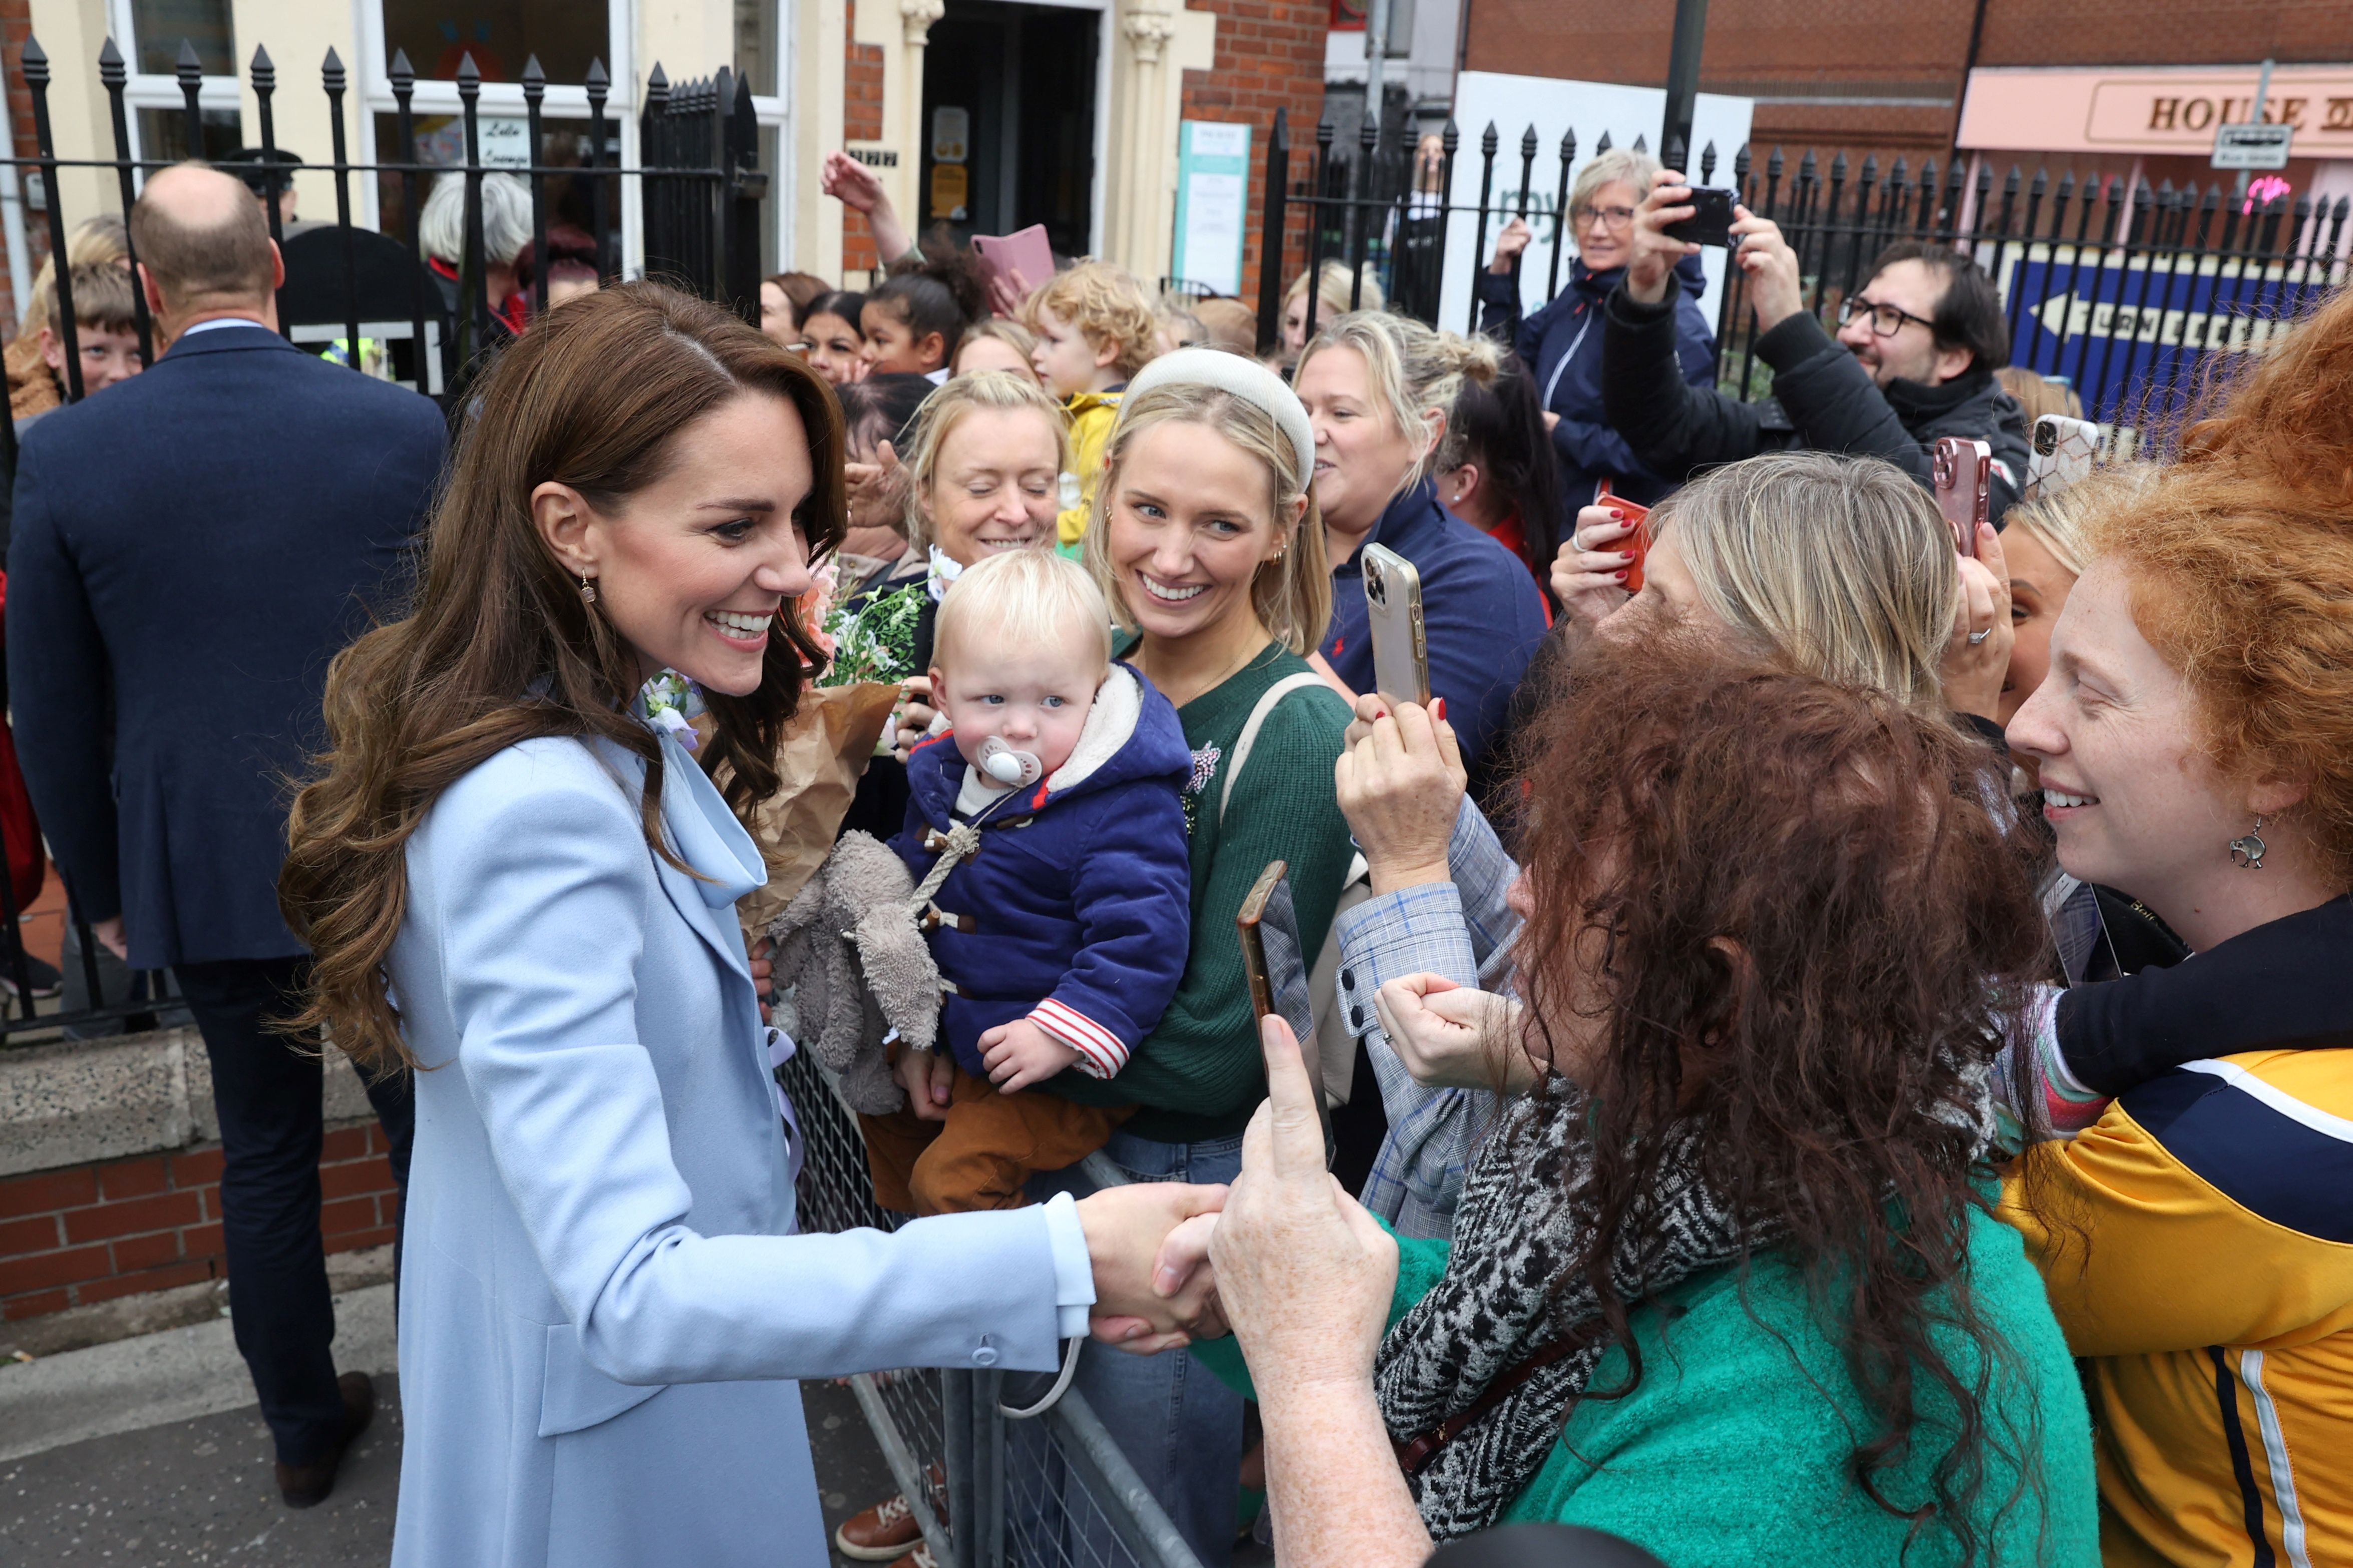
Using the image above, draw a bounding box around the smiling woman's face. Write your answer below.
[2005,560,2244,905]
[919,406,1062,567]
[1103,420,1290,646]
[537,393,817,696]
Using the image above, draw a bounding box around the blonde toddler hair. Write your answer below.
[1082,380,1332,655]
[933,547,1115,673]
[1283,260,1385,317]
[1026,261,1161,381]
[953,316,1040,374]
[894,370,1072,550]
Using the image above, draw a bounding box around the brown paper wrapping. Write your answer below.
[726,682,901,941]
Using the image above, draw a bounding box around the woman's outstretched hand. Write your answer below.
[1336,695,1465,896]
[1076,1181,1230,1352]
[1211,1015,1398,1394]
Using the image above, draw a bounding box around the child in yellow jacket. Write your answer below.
[1026,262,1160,551]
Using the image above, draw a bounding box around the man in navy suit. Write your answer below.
[8,163,445,1506]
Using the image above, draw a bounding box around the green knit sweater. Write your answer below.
[1199,1203,2098,1567]
[1052,642,1354,1143]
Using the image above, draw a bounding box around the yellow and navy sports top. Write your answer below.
[2003,1047,2353,1567]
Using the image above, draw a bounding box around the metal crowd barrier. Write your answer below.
[778,1045,1206,1568]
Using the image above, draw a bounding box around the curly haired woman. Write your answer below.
[1159,634,2098,1567]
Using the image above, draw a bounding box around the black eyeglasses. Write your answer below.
[1838,295,1936,337]
[1571,204,1637,232]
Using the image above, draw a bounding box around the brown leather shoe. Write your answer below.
[884,1546,938,1568]
[835,1491,923,1560]
[274,1371,376,1508]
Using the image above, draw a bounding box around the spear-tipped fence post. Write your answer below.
[323,48,363,366]
[587,59,612,281]
[97,38,156,364]
[1545,127,1575,304]
[522,55,548,318]
[176,38,203,160]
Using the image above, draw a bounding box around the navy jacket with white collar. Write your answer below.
[7,319,446,967]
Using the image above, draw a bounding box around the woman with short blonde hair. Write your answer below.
[1292,310,1548,780]
[1477,142,1719,522]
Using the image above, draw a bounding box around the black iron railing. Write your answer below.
[1254,107,2353,433]
[0,34,770,1047]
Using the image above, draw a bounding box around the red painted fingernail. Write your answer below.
[1613,570,1629,581]
[1373,708,1387,720]
[1609,510,1626,520]
[1432,698,1448,722]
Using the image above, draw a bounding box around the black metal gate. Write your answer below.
[0,33,768,1045]
[1252,107,2353,434]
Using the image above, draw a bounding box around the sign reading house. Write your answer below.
[1957,64,2353,156]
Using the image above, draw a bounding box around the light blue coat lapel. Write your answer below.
[644,727,767,983]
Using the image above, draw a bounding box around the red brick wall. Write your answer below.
[0,0,42,334]
[1460,0,2353,161]
[843,0,887,277]
[0,1120,401,1323]
[1181,0,1329,322]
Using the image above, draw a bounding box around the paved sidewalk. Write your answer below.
[0,1285,904,1565]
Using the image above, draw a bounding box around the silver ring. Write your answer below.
[1967,628,1990,645]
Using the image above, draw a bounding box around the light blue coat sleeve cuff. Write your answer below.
[1040,1190,1096,1339]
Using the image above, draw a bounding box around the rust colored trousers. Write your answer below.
[859,1059,1134,1215]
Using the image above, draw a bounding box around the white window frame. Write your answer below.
[350,0,641,272]
[109,0,244,182]
[751,1,788,276]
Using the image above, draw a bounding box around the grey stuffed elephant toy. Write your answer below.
[764,830,943,1115]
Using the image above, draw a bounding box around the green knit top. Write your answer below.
[1051,641,1354,1143]
[1197,1202,2098,1567]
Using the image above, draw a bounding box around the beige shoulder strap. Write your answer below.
[1219,672,1329,825]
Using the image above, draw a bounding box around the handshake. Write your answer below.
[1075,1178,1230,1352]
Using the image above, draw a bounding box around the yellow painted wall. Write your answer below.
[232,0,363,232]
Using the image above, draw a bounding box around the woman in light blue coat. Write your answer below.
[277,283,1221,1567]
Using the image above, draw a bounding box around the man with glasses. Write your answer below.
[1598,169,2029,521]
[1477,149,1718,549]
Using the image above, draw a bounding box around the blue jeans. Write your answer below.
[1024,1127,1247,1566]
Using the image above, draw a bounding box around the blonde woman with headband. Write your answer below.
[1294,311,1550,783]
[1048,347,1356,1565]
[819,369,1069,840]
[1323,450,1979,1239]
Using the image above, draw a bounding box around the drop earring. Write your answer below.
[2228,816,2267,870]
[579,574,598,605]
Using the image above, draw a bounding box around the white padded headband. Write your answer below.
[1119,347,1316,484]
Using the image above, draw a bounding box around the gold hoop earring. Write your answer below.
[2229,816,2267,870]
[579,574,598,605]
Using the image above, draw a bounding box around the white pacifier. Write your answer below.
[978,734,1044,788]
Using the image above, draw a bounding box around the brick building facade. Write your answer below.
[1461,0,2353,178]
[1180,0,1327,308]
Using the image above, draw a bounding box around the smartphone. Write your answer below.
[1361,543,1431,707]
[971,224,1054,299]
[1931,437,1994,557]
[1662,187,1737,248]
[1237,860,1288,1024]
[1593,479,1654,594]
[2024,415,2099,501]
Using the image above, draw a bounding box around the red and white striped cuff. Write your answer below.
[1031,999,1129,1080]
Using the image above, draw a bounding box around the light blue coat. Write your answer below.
[387,727,1081,1567]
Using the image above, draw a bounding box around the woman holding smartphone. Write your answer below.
[1051,348,1357,1565]
[272,286,1220,1568]
[1294,312,1549,785]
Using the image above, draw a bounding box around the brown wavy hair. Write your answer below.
[1510,632,2051,1560]
[2086,282,2353,889]
[278,282,845,1073]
